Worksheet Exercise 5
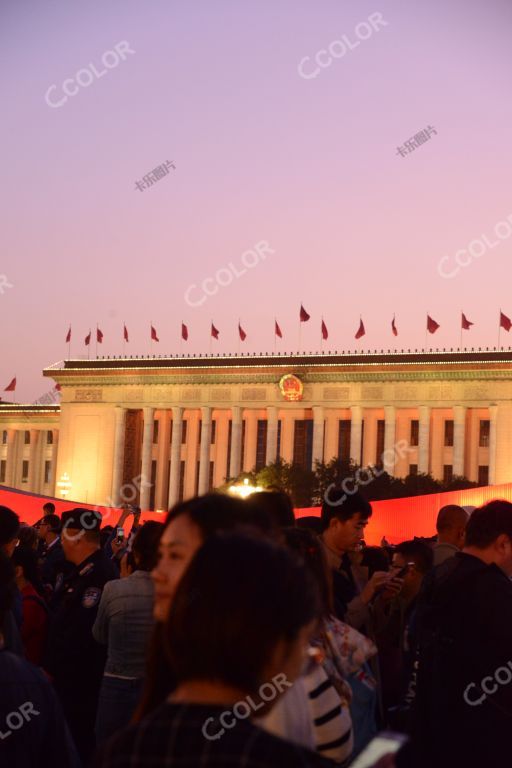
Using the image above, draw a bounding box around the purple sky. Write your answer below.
[3,0,512,401]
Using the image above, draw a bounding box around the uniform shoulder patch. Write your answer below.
[79,562,95,577]
[82,587,102,608]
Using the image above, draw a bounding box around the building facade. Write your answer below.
[1,350,511,509]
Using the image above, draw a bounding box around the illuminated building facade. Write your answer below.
[1,350,511,509]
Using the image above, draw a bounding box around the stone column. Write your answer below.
[27,430,39,493]
[229,406,242,478]
[50,430,59,495]
[418,406,431,474]
[243,410,258,472]
[488,405,498,485]
[383,406,396,475]
[168,407,183,508]
[453,405,466,477]
[311,406,325,469]
[111,407,126,505]
[140,407,154,510]
[5,429,17,487]
[266,407,278,465]
[155,411,172,509]
[349,406,363,465]
[323,411,339,463]
[198,407,212,494]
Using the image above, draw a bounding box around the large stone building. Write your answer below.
[1,349,511,509]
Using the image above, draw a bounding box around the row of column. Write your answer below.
[2,428,58,493]
[111,404,498,509]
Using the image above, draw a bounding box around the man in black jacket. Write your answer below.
[319,488,389,628]
[407,500,512,768]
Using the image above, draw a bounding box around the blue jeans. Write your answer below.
[95,676,143,744]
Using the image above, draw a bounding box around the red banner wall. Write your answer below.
[4,483,512,545]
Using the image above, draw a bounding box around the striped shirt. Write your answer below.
[93,702,334,768]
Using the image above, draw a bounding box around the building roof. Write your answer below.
[43,348,512,373]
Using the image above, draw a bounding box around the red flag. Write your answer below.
[65,326,71,343]
[97,327,104,343]
[151,325,159,342]
[238,322,247,341]
[500,311,512,331]
[181,323,188,341]
[275,320,283,338]
[211,323,219,340]
[85,331,91,346]
[55,383,62,392]
[4,377,16,392]
[461,313,473,331]
[355,318,365,339]
[300,304,310,322]
[392,315,398,336]
[123,324,129,342]
[427,315,440,334]
[321,319,328,340]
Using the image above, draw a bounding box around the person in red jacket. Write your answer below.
[11,546,48,665]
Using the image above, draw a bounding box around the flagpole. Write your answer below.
[123,322,126,357]
[209,321,212,356]
[149,321,152,356]
[237,320,241,357]
[274,318,276,354]
[460,310,463,351]
[424,313,428,351]
[95,324,98,359]
[179,323,183,356]
[498,310,502,350]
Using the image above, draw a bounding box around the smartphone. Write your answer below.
[349,731,408,768]
[395,562,413,579]
[116,527,124,543]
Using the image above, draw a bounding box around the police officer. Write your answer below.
[44,508,118,762]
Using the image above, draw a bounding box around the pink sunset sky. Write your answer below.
[2,0,512,401]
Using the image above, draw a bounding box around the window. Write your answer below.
[46,431,53,445]
[0,460,6,483]
[2,431,7,445]
[479,420,490,448]
[198,420,202,444]
[444,420,454,447]
[376,420,385,466]
[24,431,30,445]
[293,420,313,470]
[194,460,200,496]
[209,461,215,491]
[443,465,453,485]
[211,421,216,445]
[152,421,159,444]
[178,461,186,502]
[410,420,419,447]
[478,465,489,486]
[181,421,187,444]
[276,420,282,461]
[169,421,173,443]
[22,460,29,483]
[149,460,157,509]
[256,420,268,471]
[44,460,51,484]
[409,463,418,476]
[360,420,365,465]
[338,420,351,460]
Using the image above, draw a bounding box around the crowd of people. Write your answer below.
[1,487,511,767]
